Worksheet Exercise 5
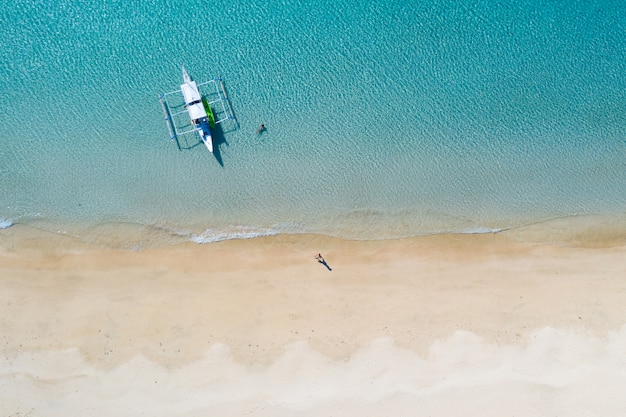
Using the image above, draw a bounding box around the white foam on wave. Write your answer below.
[459,226,504,234]
[190,226,279,244]
[3,327,626,416]
[0,218,13,229]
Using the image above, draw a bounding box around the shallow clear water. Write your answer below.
[1,0,625,245]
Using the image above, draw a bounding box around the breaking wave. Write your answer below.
[190,226,279,244]
[0,217,13,229]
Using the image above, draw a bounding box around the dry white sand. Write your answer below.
[1,226,626,416]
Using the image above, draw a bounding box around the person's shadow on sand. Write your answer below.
[315,253,332,271]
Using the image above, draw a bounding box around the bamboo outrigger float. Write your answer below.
[159,66,236,153]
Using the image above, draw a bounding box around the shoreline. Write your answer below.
[2,208,626,254]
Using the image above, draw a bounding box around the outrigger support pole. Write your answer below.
[159,94,181,151]
[218,76,237,123]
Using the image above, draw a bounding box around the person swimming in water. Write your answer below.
[256,124,266,134]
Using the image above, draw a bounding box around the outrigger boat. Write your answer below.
[159,66,236,153]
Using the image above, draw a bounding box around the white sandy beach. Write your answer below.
[2,226,626,416]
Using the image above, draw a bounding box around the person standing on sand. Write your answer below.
[315,253,332,271]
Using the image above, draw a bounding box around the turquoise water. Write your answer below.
[1,0,625,245]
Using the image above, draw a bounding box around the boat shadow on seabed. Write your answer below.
[173,122,229,167]
[207,123,228,167]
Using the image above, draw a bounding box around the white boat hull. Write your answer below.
[201,131,213,153]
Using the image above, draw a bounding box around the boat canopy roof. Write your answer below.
[181,81,201,103]
[181,81,207,120]
[187,102,207,120]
